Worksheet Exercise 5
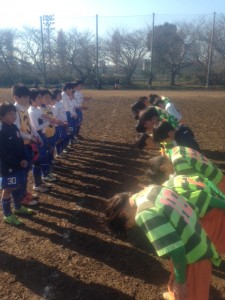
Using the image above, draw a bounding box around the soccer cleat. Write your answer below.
[42,175,55,182]
[21,195,38,206]
[33,185,49,193]
[41,182,52,188]
[26,192,39,200]
[4,214,23,225]
[14,206,35,215]
[48,173,57,180]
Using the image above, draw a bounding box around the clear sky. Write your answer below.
[0,0,224,34]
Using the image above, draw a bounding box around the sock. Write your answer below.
[33,165,42,186]
[2,198,12,216]
[11,189,22,210]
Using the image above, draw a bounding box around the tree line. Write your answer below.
[0,14,225,87]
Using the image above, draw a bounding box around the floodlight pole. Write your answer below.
[40,16,47,87]
[43,14,55,73]
[206,12,216,89]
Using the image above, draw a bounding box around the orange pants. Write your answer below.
[200,208,225,254]
[168,259,212,300]
[217,175,225,195]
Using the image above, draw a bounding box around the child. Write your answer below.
[105,185,220,300]
[136,107,200,152]
[150,94,182,121]
[0,102,34,225]
[136,133,155,150]
[73,80,89,140]
[62,82,78,146]
[136,106,180,134]
[39,89,57,181]
[52,89,68,158]
[28,89,52,191]
[13,84,40,205]
[146,160,225,254]
[131,96,148,120]
[147,146,225,195]
[153,121,200,152]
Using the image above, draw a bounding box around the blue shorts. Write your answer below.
[0,170,25,190]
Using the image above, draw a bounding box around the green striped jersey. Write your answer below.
[133,185,220,266]
[154,106,179,129]
[163,175,222,217]
[166,146,223,185]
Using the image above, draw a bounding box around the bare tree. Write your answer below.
[0,29,18,83]
[147,22,198,85]
[54,29,96,82]
[18,27,45,78]
[103,28,149,85]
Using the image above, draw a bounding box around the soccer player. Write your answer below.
[131,96,148,120]
[52,88,68,158]
[135,107,200,152]
[105,185,220,300]
[73,80,89,140]
[153,121,200,152]
[62,82,78,146]
[12,84,40,205]
[147,146,225,197]
[150,94,182,121]
[146,170,225,254]
[0,102,34,225]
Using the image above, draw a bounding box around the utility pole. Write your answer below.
[96,14,99,82]
[149,13,155,87]
[206,12,216,89]
[40,16,46,87]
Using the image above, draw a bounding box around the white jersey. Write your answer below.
[14,102,40,139]
[28,106,49,133]
[53,101,67,122]
[67,99,77,117]
[74,90,83,108]
[165,102,182,121]
[62,91,71,112]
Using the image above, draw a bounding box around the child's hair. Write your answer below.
[105,192,131,234]
[149,94,161,105]
[135,107,159,133]
[76,79,83,86]
[138,96,148,103]
[11,83,30,98]
[0,102,16,118]
[29,88,41,104]
[62,82,73,91]
[52,88,62,100]
[39,88,52,98]
[146,155,169,184]
[153,98,165,107]
[136,133,150,150]
[153,121,175,143]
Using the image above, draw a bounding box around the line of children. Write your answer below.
[0,81,88,225]
[132,93,199,152]
[105,96,225,299]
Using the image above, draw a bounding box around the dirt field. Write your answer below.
[0,89,225,300]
